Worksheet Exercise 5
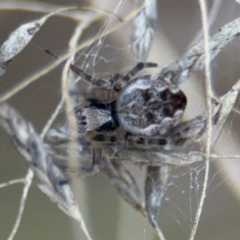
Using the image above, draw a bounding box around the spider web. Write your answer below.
[1,1,240,240]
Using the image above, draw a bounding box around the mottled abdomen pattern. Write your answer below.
[116,75,187,136]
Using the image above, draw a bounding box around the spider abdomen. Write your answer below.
[116,75,187,137]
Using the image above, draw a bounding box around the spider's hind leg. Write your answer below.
[80,138,124,177]
[125,113,209,150]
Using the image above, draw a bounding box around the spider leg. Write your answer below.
[108,73,123,86]
[125,114,208,150]
[79,138,124,177]
[122,62,158,83]
[109,62,158,86]
[112,62,158,91]
[46,50,157,90]
[91,133,118,143]
[45,49,110,88]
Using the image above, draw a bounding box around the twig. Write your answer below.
[190,0,222,45]
[0,1,89,21]
[7,169,34,240]
[0,178,25,188]
[189,1,212,239]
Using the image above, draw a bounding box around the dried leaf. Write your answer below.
[0,102,92,239]
[129,0,157,61]
[145,166,170,240]
[103,162,147,216]
[160,18,240,84]
[0,7,73,76]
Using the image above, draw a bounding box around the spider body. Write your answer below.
[73,69,187,175]
[66,61,190,175]
[46,50,206,176]
[76,74,187,139]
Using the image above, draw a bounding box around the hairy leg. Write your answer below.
[79,138,124,177]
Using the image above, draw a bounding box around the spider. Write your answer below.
[46,49,216,178]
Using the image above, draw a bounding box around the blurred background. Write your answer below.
[1,1,240,240]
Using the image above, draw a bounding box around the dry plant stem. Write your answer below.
[0,171,29,236]
[0,178,25,188]
[41,98,64,139]
[7,169,34,240]
[0,2,87,21]
[190,0,222,45]
[62,20,95,238]
[0,2,147,102]
[61,58,79,171]
[114,153,240,165]
[69,12,100,54]
[82,6,123,22]
[61,59,93,240]
[189,1,212,240]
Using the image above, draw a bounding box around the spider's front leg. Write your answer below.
[45,49,110,88]
[46,49,157,89]
[111,62,158,91]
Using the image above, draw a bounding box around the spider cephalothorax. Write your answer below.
[76,100,119,132]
